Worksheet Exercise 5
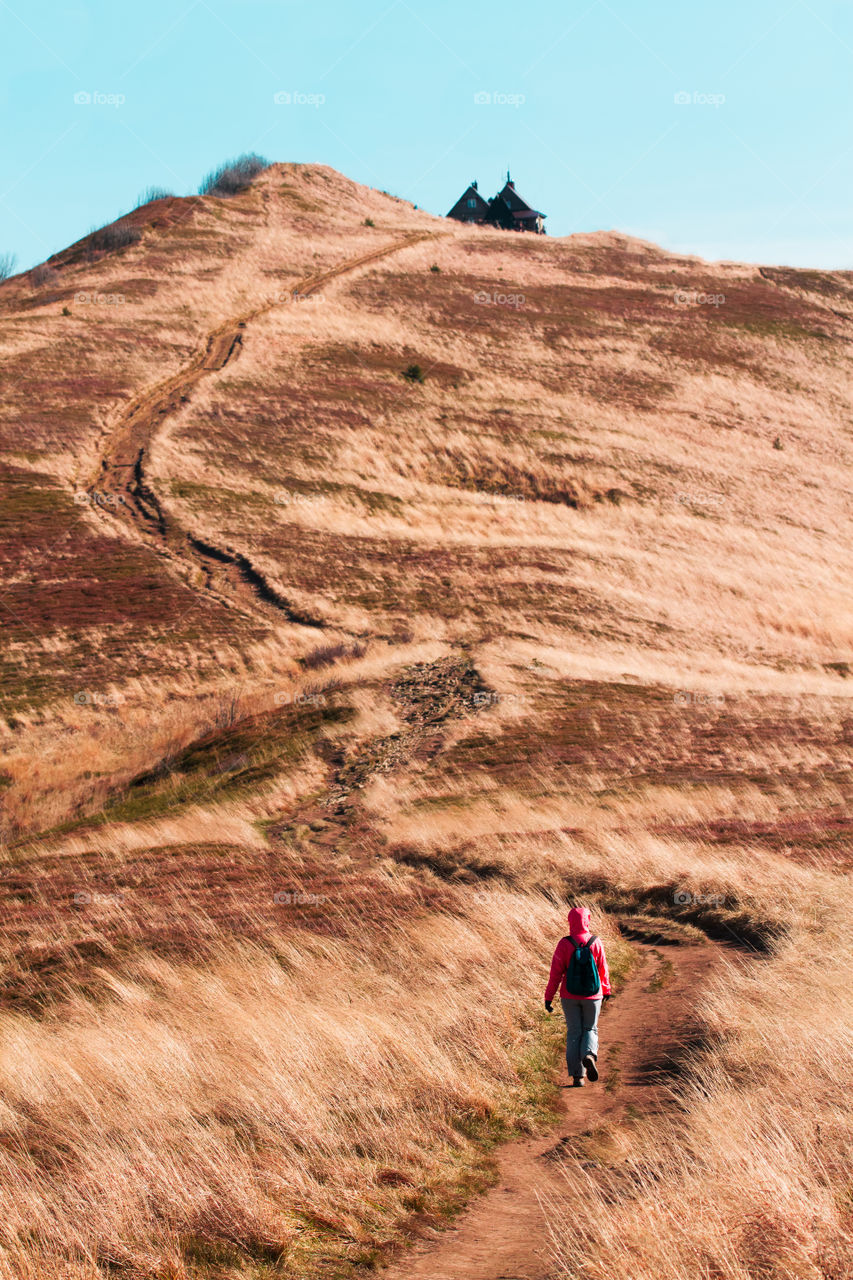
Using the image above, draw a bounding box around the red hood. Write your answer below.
[567,906,591,942]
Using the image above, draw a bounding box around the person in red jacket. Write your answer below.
[544,906,611,1087]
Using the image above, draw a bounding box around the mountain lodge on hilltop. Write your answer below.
[447,174,546,233]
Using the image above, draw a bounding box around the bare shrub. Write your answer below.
[135,186,175,207]
[302,640,368,671]
[199,153,269,197]
[89,223,142,253]
[0,252,16,281]
[29,264,60,288]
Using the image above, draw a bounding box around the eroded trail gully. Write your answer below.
[87,231,441,625]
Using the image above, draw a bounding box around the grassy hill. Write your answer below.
[0,162,851,1279]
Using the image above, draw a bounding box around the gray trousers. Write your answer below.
[560,997,601,1079]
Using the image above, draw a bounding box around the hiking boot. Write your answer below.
[582,1053,599,1082]
[571,1076,584,1087]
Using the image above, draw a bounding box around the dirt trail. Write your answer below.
[87,229,442,622]
[380,933,721,1280]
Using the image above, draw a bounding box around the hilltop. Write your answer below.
[0,163,851,1279]
[3,163,852,834]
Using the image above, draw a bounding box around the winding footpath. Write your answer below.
[86,229,443,623]
[379,933,722,1280]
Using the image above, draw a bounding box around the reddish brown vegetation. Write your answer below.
[0,165,852,1280]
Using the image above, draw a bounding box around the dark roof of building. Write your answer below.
[447,175,546,224]
[446,183,492,218]
[496,179,545,219]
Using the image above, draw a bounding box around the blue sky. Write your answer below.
[2,0,852,271]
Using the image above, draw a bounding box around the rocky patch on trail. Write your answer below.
[271,658,494,858]
[390,656,489,724]
[323,657,492,805]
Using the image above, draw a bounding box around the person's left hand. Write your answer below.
[544,1000,553,1013]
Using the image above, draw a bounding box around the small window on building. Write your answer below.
[467,198,477,208]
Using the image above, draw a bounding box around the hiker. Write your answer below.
[544,906,611,1087]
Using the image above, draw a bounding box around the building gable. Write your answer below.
[446,182,491,221]
[446,174,546,231]
[496,178,544,219]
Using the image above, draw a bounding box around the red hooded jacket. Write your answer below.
[545,906,611,1002]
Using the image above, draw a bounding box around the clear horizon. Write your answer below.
[2,0,852,273]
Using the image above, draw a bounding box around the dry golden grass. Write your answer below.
[0,887,629,1279]
[1,162,852,1278]
[547,924,853,1280]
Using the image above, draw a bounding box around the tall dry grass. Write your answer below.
[0,636,441,844]
[0,887,627,1279]
[546,914,853,1280]
[3,161,853,1280]
[348,705,853,1276]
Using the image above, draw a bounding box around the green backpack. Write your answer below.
[564,935,601,997]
